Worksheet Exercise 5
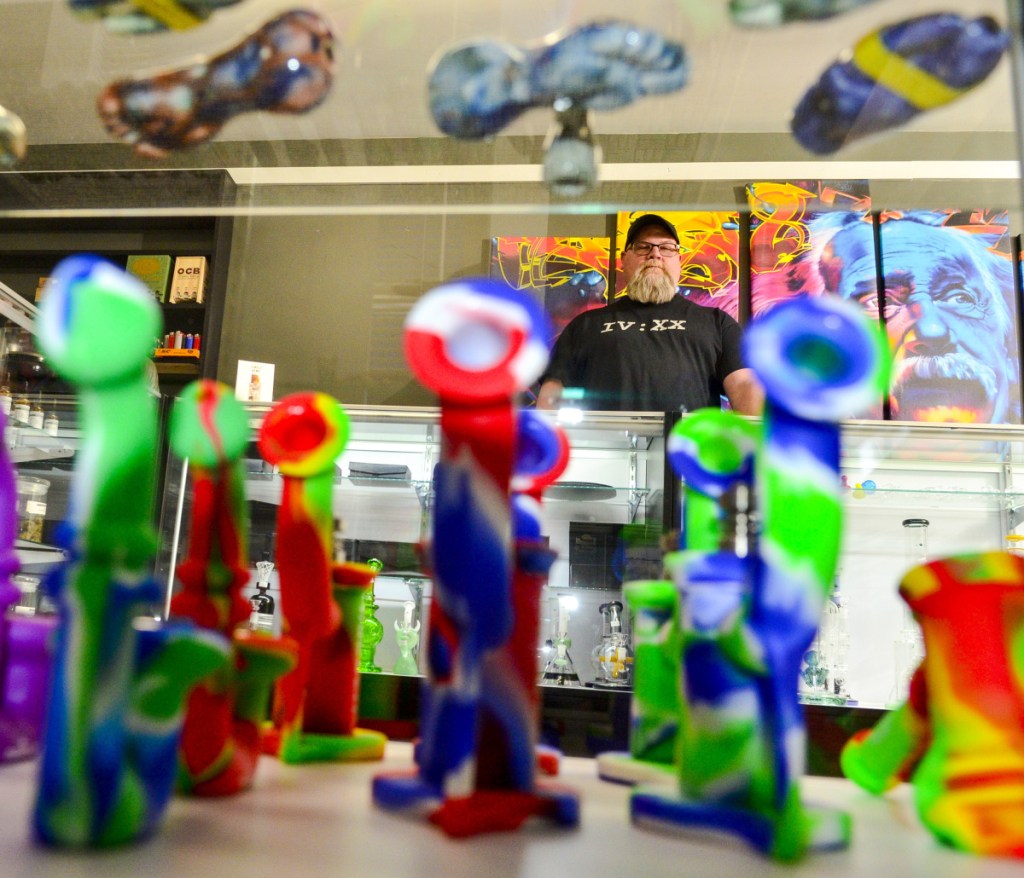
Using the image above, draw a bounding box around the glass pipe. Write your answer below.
[97,10,336,159]
[428,21,687,194]
[358,559,384,673]
[593,601,633,688]
[730,0,880,27]
[32,257,231,846]
[69,0,244,34]
[0,104,27,168]
[542,595,580,686]
[169,380,296,796]
[890,518,929,705]
[791,14,1009,155]
[801,568,851,704]
[392,601,420,676]
[249,559,276,634]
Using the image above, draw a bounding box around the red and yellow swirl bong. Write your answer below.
[258,392,385,763]
[842,552,1024,858]
[373,279,579,835]
[169,380,298,794]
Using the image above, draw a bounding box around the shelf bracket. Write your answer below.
[0,280,39,332]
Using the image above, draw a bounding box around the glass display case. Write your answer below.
[3,0,1024,865]
[155,405,1024,721]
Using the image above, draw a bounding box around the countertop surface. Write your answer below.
[1,741,1021,877]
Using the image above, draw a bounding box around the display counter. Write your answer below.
[1,742,1021,877]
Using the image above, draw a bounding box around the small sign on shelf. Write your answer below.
[235,360,275,402]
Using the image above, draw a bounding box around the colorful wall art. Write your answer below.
[489,236,611,343]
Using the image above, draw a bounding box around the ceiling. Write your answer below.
[0,0,1017,153]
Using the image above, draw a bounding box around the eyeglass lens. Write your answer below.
[633,242,679,255]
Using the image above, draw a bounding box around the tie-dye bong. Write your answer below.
[169,380,297,795]
[32,256,230,847]
[631,295,889,861]
[428,20,687,195]
[373,279,578,836]
[842,552,1024,858]
[258,392,385,764]
[598,409,759,786]
[0,407,56,764]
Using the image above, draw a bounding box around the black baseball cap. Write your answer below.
[624,214,679,249]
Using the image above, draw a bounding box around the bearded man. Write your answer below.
[538,214,763,414]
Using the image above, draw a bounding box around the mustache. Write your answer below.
[893,353,998,397]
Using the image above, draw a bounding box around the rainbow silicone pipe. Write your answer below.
[600,410,758,786]
[258,392,384,763]
[32,256,230,847]
[632,295,889,861]
[0,405,57,763]
[374,278,578,836]
[169,380,298,795]
[843,551,1024,858]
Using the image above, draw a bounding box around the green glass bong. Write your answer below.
[358,558,384,673]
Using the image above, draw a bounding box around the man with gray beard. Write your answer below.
[537,214,762,414]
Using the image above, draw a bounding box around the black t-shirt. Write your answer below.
[540,295,746,412]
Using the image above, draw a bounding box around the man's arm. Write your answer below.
[536,379,564,411]
[723,368,764,416]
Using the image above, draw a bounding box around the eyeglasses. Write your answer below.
[629,241,680,256]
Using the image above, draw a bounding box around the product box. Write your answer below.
[235,360,275,402]
[125,255,172,303]
[169,255,208,304]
